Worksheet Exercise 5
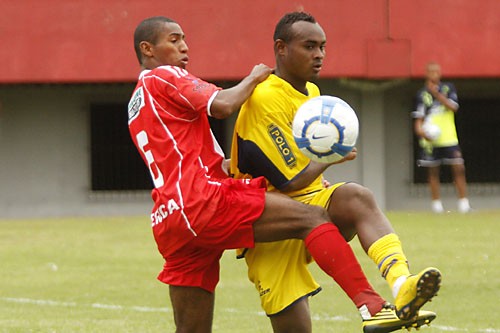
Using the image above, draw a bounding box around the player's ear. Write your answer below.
[140,41,154,58]
[274,39,287,56]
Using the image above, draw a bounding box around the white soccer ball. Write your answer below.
[422,122,441,141]
[293,95,359,163]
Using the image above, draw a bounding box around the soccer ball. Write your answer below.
[293,95,359,163]
[422,122,441,141]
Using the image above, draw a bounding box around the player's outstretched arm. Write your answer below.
[280,161,331,193]
[210,64,273,119]
[280,148,357,193]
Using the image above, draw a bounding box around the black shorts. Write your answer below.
[417,145,464,167]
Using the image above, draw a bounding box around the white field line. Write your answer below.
[1,297,499,332]
[0,296,347,320]
[0,297,169,313]
[433,326,500,333]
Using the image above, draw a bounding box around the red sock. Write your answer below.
[305,223,385,316]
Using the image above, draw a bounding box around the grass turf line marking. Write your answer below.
[0,296,348,321]
[0,297,169,313]
[3,297,500,332]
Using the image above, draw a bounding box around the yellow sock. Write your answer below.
[367,233,410,289]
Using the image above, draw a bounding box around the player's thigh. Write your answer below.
[428,165,440,178]
[450,162,466,177]
[326,183,378,241]
[270,297,312,333]
[308,183,354,241]
[169,285,214,333]
[253,192,329,241]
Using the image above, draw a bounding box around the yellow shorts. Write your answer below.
[244,182,345,315]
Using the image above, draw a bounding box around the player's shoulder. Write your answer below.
[252,75,317,101]
[252,75,282,98]
[245,77,288,113]
[146,65,191,80]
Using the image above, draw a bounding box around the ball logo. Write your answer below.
[293,96,359,163]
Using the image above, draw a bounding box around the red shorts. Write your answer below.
[157,176,267,292]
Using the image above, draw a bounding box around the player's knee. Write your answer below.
[338,183,377,209]
[452,163,466,176]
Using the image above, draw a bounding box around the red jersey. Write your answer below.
[128,65,228,257]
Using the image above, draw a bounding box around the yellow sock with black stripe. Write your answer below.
[367,233,410,290]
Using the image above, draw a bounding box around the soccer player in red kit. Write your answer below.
[128,16,434,332]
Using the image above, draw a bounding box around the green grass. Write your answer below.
[0,211,499,332]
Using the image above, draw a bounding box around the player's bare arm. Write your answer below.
[280,149,357,193]
[414,118,427,139]
[210,64,273,119]
[431,90,458,112]
[427,83,458,112]
[280,161,331,193]
[414,117,437,141]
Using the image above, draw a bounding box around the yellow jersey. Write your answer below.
[230,74,323,198]
[414,82,459,147]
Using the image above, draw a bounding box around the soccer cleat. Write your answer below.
[431,200,444,214]
[394,267,441,320]
[362,303,436,333]
[457,198,472,214]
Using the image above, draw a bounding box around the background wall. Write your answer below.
[1,0,499,217]
[2,0,500,83]
[0,85,151,217]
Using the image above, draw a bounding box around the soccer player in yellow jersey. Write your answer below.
[231,12,442,332]
[413,62,471,213]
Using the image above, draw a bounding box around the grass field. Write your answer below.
[1,211,499,332]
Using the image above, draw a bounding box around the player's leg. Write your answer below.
[253,192,387,317]
[252,191,323,241]
[428,166,441,199]
[445,145,471,212]
[224,180,436,329]
[326,182,394,252]
[418,144,443,213]
[324,183,441,321]
[451,163,471,213]
[428,166,445,213]
[159,245,223,333]
[451,163,467,198]
[270,298,312,333]
[169,285,214,333]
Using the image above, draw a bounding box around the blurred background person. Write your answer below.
[412,61,471,213]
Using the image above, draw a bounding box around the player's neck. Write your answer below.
[276,72,308,95]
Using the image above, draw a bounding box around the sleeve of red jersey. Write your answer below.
[155,66,222,115]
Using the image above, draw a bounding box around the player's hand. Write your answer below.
[426,82,439,95]
[330,147,357,165]
[423,134,434,141]
[249,63,273,83]
[321,177,331,188]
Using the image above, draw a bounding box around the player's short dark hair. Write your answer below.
[273,12,316,42]
[134,16,177,64]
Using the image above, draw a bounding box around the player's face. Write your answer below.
[426,64,441,83]
[283,21,326,82]
[151,22,189,69]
